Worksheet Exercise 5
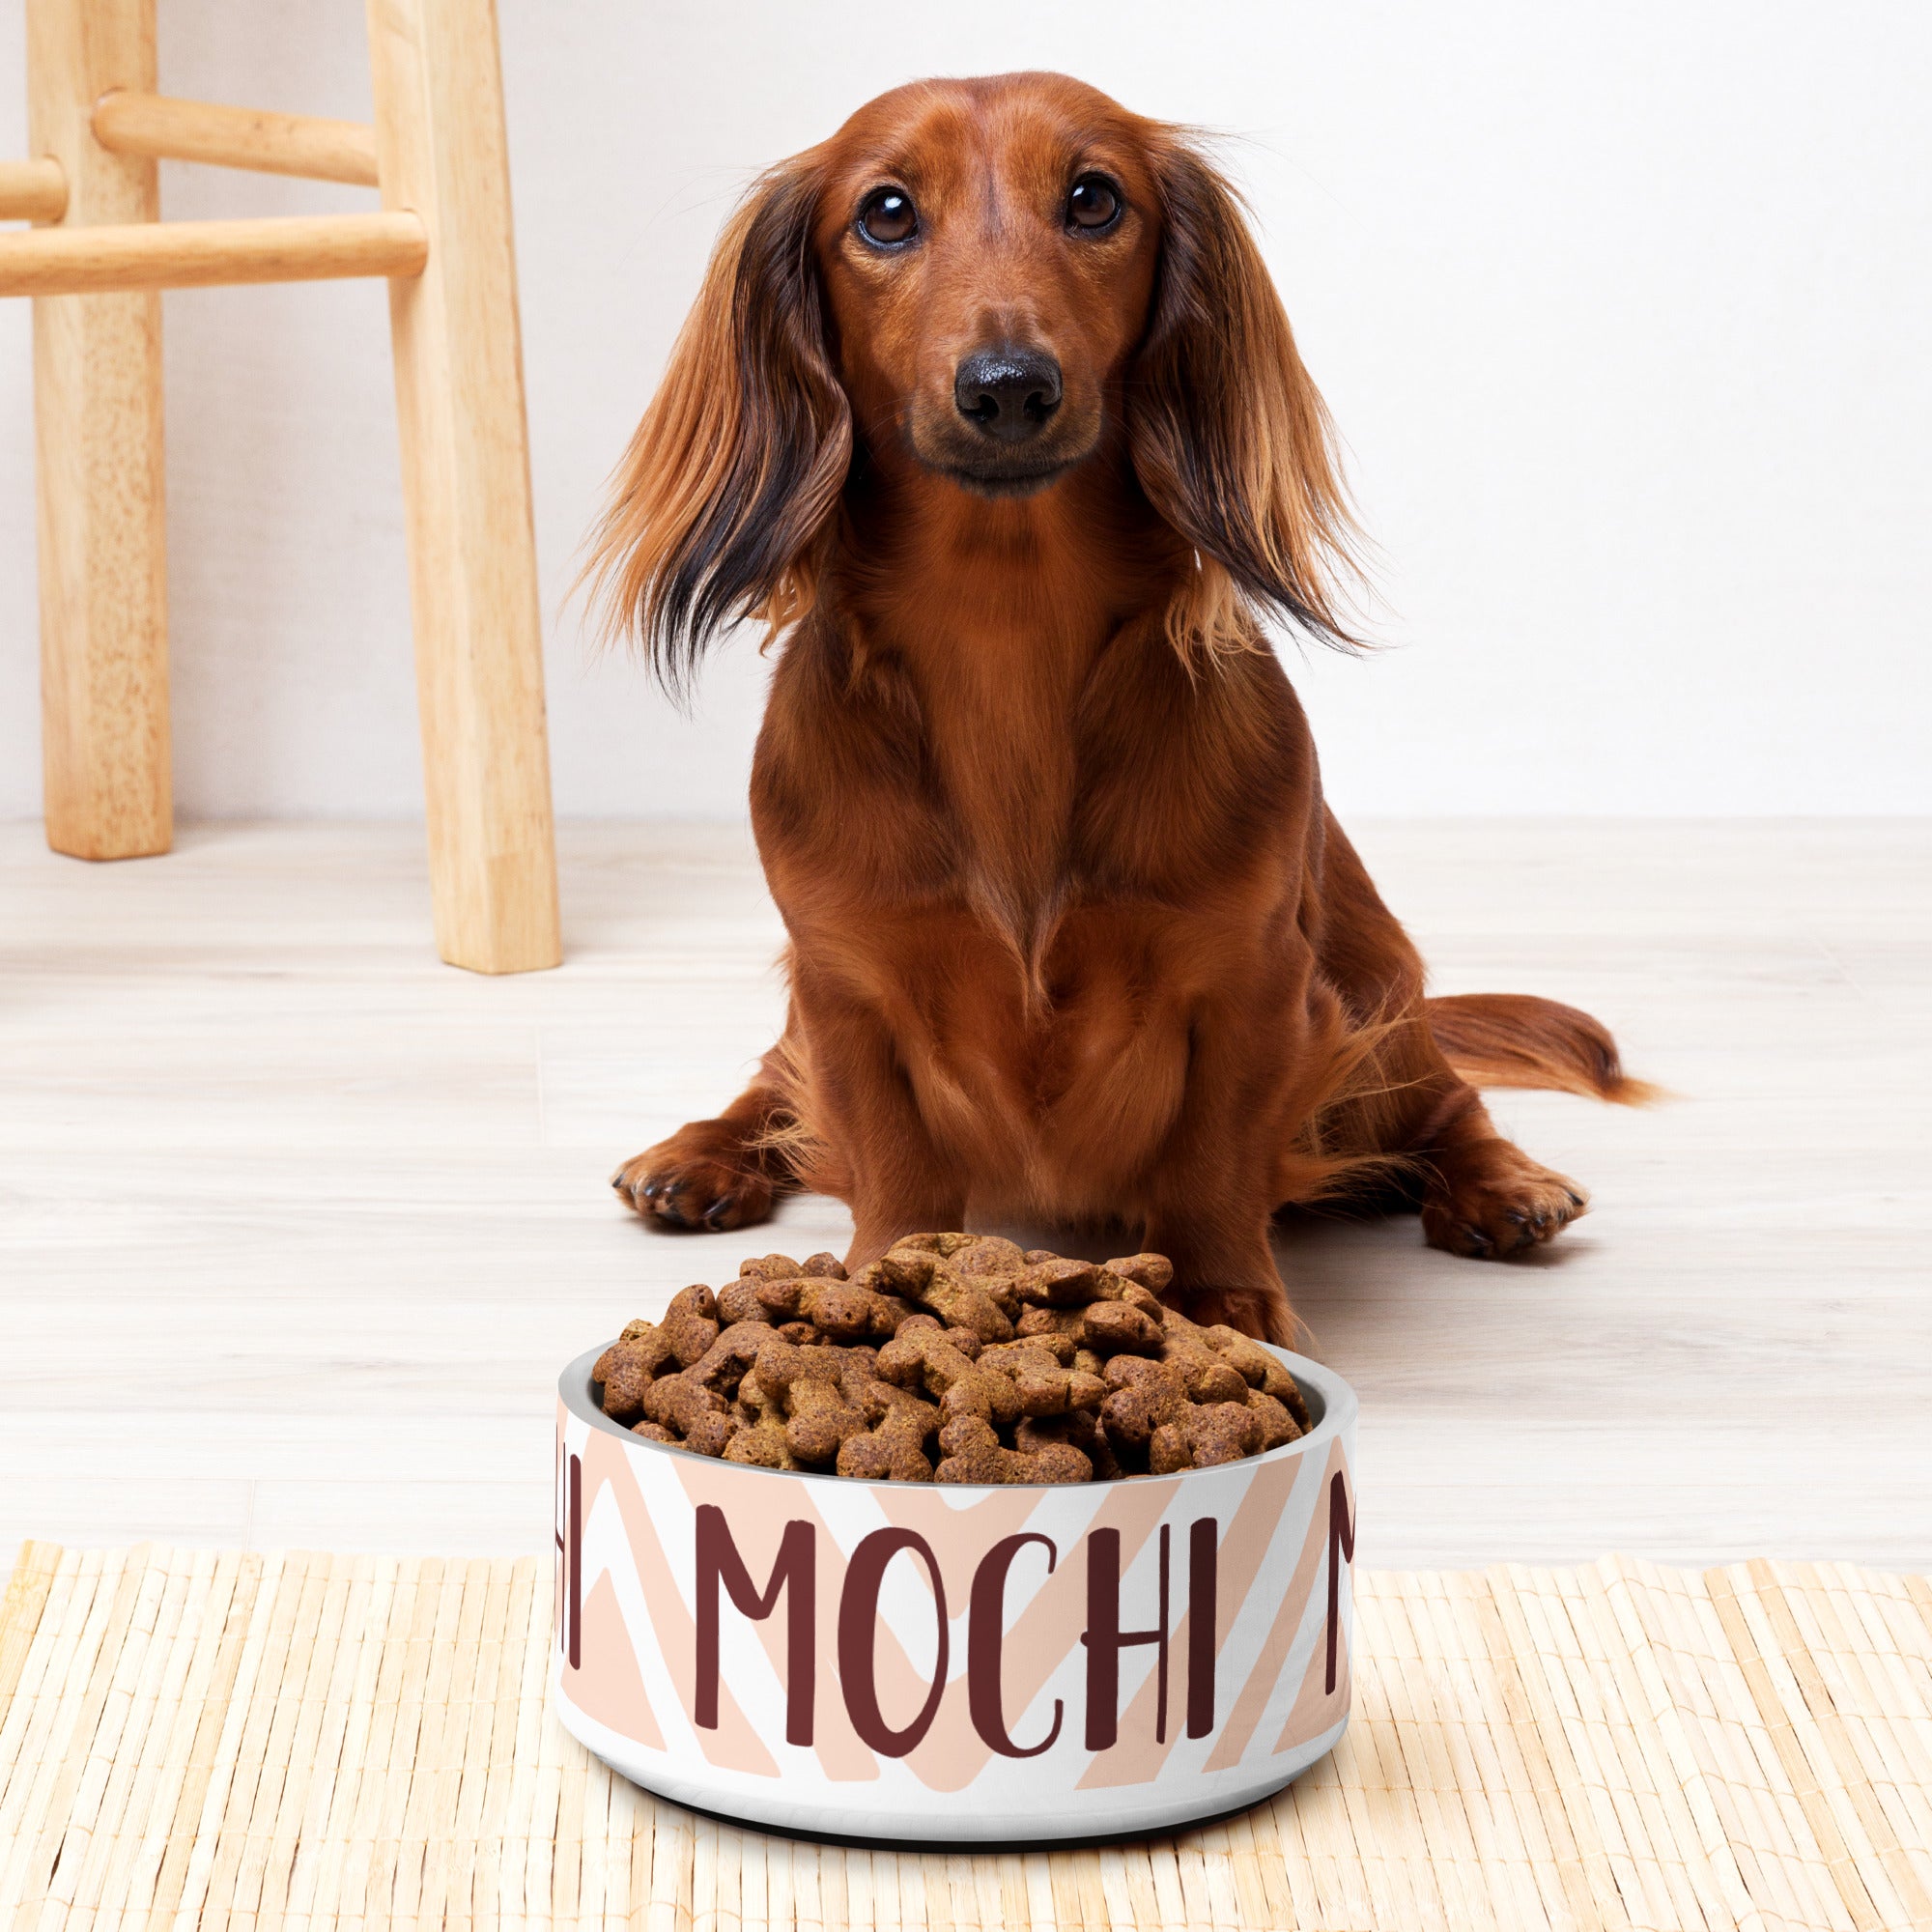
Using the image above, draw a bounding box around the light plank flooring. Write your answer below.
[2,819,1927,1573]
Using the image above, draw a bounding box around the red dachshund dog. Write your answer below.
[592,72,1648,1343]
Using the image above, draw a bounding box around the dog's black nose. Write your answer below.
[953,346,1062,442]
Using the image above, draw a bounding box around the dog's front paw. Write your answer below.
[611,1126,775,1232]
[1421,1139,1587,1259]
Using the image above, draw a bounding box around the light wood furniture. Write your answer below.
[0,819,1925,1573]
[9,0,560,975]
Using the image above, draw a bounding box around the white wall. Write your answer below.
[1,1,1925,820]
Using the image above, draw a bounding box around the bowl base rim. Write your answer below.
[554,1685,1348,1848]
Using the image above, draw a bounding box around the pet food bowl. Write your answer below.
[552,1342,1357,1844]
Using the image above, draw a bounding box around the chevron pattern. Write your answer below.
[554,1406,1355,1826]
[5,1543,1932,1926]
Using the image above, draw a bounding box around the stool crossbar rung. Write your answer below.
[0,212,428,297]
[92,90,382,186]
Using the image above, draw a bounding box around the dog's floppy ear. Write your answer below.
[1131,137,1362,656]
[586,155,851,696]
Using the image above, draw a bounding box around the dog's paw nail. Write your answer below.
[1460,1225,1491,1255]
[1565,1190,1584,1208]
[1504,1209,1527,1227]
[704,1193,739,1229]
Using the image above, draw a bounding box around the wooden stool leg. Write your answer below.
[365,0,561,973]
[29,0,170,861]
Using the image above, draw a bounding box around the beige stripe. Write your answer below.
[1773,1562,1932,1918]
[128,1549,248,1929]
[63,1547,183,1929]
[0,1550,92,1875]
[9,1546,142,1925]
[1484,1564,1625,1932]
[1706,1563,1885,1931]
[0,1547,62,1717]
[219,1548,323,1926]
[254,1550,356,1930]
[1620,1554,1837,1929]
[1743,1557,1932,1925]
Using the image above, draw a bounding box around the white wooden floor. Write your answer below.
[2,819,1927,1574]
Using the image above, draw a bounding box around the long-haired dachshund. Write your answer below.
[591,71,1648,1343]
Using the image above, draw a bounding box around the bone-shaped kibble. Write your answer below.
[1245,1388,1303,1450]
[593,1328,675,1421]
[639,1373,738,1457]
[1150,1400,1264,1472]
[1015,1408,1122,1480]
[660,1284,722,1367]
[734,1367,779,1420]
[1011,1291,1159,1351]
[935,1415,1093,1485]
[1014,1305,1082,1343]
[866,1251,1015,1341]
[1079,1301,1165,1356]
[981,1331,1075,1368]
[837,1395,936,1481]
[684,1322,777,1395]
[888,1232,979,1260]
[1103,1253,1175,1294]
[715,1276,771,1325]
[892,1313,984,1357]
[724,1413,799,1469]
[753,1275,900,1342]
[1155,1311,1257,1405]
[947,1235,1027,1278]
[1013,1257,1122,1306]
[753,1336,869,1465]
[849,1373,936,1429]
[1179,1356,1251,1405]
[1097,1356,1190,1447]
[1201,1324,1312,1427]
[876,1327,1023,1427]
[590,1237,1297,1484]
[738,1253,803,1280]
[835,1347,884,1413]
[973,1341,1107,1418]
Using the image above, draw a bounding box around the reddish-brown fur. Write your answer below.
[590,73,1651,1344]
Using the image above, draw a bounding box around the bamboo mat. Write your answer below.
[3,1547,1930,1930]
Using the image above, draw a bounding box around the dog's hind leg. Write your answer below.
[1304,814,1629,1259]
[611,1036,802,1232]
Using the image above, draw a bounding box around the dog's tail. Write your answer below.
[1424,993,1661,1105]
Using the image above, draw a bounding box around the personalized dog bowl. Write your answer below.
[553,1343,1357,1844]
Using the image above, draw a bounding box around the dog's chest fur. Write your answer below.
[753,596,1318,1207]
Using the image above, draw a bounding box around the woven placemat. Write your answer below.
[2,1544,1929,1930]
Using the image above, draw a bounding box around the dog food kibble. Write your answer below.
[588,1235,1309,1483]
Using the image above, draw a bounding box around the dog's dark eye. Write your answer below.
[857,187,918,246]
[1066,175,1122,232]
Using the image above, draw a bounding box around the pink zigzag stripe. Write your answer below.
[1076,1453,1306,1789]
[573,1431,777,1776]
[1200,1437,1351,1774]
[1270,1578,1350,1755]
[668,1461,1181,1793]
